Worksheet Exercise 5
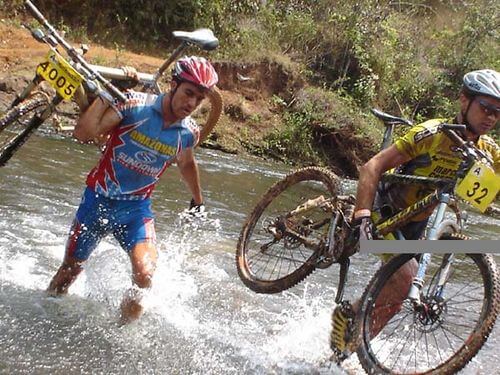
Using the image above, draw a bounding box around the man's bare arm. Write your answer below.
[176,147,203,205]
[73,98,121,143]
[354,144,411,217]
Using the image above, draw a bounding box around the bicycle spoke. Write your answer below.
[424,328,431,370]
[446,297,485,306]
[372,308,412,358]
[436,325,459,358]
[387,322,414,370]
[271,244,288,275]
[439,322,471,342]
[430,327,446,365]
[245,204,326,280]
[357,253,497,374]
[246,232,318,280]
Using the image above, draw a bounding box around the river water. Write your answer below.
[0,133,498,374]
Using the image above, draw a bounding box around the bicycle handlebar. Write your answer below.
[24,0,127,103]
[440,124,466,146]
[440,123,494,168]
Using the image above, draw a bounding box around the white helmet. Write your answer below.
[463,69,500,100]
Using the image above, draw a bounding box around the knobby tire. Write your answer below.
[197,86,222,146]
[355,227,499,374]
[236,166,341,293]
[0,95,49,166]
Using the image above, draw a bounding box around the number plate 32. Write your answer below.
[455,161,500,212]
[36,50,84,100]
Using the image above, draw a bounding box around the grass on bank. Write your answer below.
[2,0,498,169]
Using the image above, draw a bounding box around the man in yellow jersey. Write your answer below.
[330,69,500,359]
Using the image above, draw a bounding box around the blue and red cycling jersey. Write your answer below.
[86,91,200,200]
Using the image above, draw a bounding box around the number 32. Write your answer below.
[466,182,489,204]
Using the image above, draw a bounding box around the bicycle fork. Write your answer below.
[408,252,454,306]
[408,194,454,304]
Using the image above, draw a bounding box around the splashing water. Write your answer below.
[0,135,498,374]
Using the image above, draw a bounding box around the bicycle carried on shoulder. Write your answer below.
[0,0,223,167]
[235,109,500,374]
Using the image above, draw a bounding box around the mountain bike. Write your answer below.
[0,0,222,167]
[235,109,500,374]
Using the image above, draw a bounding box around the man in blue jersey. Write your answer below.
[47,56,219,323]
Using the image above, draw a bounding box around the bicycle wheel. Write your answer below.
[236,166,341,293]
[356,246,499,374]
[0,95,49,166]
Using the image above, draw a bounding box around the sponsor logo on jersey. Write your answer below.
[428,165,457,178]
[414,126,439,143]
[117,152,162,177]
[135,150,157,164]
[130,130,177,156]
[431,153,458,165]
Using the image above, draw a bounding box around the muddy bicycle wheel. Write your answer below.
[356,242,499,374]
[236,166,341,293]
[0,95,49,166]
[197,86,222,146]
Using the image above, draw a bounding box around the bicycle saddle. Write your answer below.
[172,29,219,51]
[371,108,413,126]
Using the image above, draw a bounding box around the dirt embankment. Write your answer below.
[0,19,372,177]
[0,20,296,147]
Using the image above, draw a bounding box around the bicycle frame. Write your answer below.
[374,175,458,237]
[404,192,459,306]
[17,0,219,109]
[372,188,460,306]
[362,125,495,310]
[330,123,473,304]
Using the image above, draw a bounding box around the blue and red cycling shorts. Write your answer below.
[65,187,156,261]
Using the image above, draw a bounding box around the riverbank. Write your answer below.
[2,1,498,177]
[0,18,379,178]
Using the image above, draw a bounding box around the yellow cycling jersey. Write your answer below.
[385,118,500,220]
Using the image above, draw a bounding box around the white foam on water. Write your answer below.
[146,242,201,333]
[158,233,343,373]
[2,253,46,291]
[2,145,498,374]
[260,289,332,362]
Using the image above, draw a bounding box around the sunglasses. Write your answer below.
[477,99,500,119]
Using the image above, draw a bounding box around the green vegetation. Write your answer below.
[2,0,498,172]
[265,87,379,168]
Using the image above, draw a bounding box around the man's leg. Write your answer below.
[47,219,100,295]
[368,258,418,337]
[47,256,85,295]
[114,199,157,324]
[331,219,426,357]
[47,189,105,296]
[120,241,158,323]
[366,219,428,336]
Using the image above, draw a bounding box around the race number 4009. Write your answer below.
[455,161,500,212]
[36,50,84,100]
